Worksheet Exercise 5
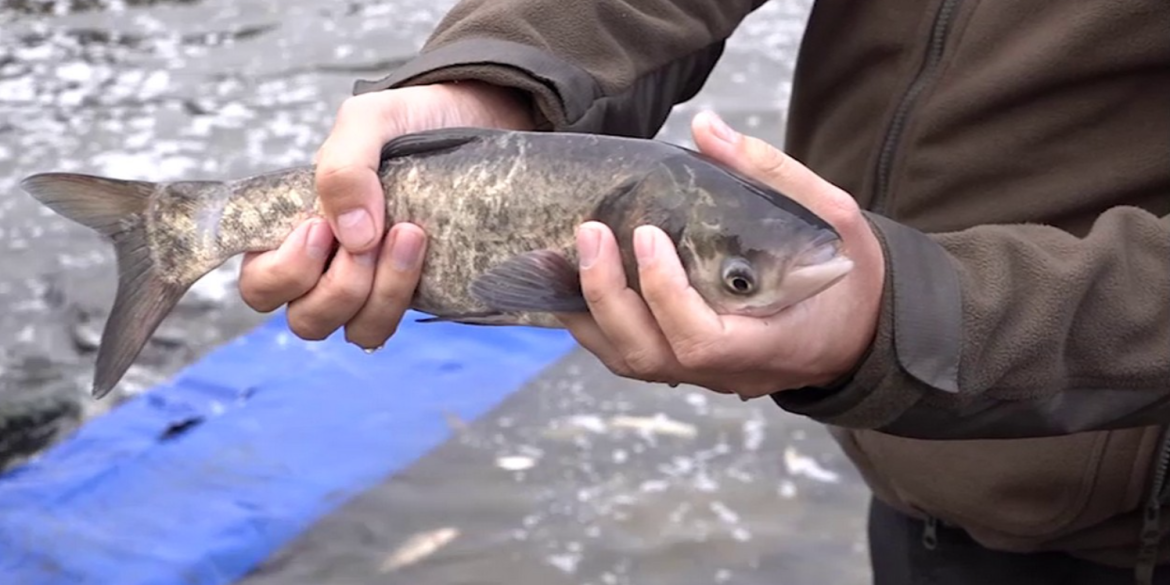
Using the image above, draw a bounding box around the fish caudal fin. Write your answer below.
[96,232,188,400]
[21,173,191,399]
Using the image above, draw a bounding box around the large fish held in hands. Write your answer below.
[20,127,854,399]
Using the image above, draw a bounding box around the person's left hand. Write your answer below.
[557,111,887,399]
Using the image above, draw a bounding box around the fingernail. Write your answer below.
[305,219,332,261]
[577,223,601,269]
[707,112,739,144]
[634,226,657,266]
[337,208,375,249]
[390,227,424,270]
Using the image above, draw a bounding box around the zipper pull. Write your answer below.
[922,515,939,551]
[1134,501,1161,585]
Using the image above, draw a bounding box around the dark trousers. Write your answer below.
[868,497,1170,585]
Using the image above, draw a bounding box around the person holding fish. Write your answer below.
[232,1,1170,584]
[21,0,1169,584]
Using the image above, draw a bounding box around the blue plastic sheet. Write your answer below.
[0,310,577,585]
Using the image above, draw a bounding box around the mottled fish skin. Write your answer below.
[377,130,694,327]
[151,172,319,287]
[190,130,717,327]
[20,127,850,397]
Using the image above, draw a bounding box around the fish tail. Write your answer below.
[20,173,215,399]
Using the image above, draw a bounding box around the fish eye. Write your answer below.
[721,257,756,295]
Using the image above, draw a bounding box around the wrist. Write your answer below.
[437,80,537,131]
[807,212,886,389]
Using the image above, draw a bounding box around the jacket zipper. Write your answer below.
[1135,426,1170,585]
[869,0,962,215]
[875,0,963,557]
[878,3,962,552]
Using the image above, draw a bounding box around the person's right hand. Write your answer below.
[237,81,536,349]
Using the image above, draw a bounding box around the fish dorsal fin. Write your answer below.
[469,250,588,314]
[378,127,500,163]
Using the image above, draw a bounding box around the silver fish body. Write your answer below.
[21,127,853,399]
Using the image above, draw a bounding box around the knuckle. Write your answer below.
[315,162,367,197]
[267,262,313,291]
[243,270,313,311]
[370,292,409,319]
[580,282,610,307]
[288,266,322,292]
[674,339,724,371]
[622,350,666,378]
[821,193,862,231]
[372,271,416,305]
[744,137,789,178]
[337,278,371,305]
[287,312,331,341]
[320,271,371,306]
[675,350,713,371]
[582,290,605,306]
[335,94,376,120]
[603,359,635,380]
[240,288,281,313]
[239,278,284,313]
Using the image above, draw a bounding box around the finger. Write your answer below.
[690,110,818,191]
[556,312,634,377]
[315,94,401,254]
[344,223,427,349]
[238,219,335,312]
[561,309,735,389]
[576,222,679,378]
[559,312,694,386]
[633,225,742,372]
[285,246,378,341]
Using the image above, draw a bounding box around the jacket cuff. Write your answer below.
[771,212,964,428]
[351,38,602,132]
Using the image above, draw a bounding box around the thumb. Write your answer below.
[691,110,823,200]
[690,110,858,225]
[314,94,403,254]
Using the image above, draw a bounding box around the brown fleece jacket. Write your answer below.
[352,0,1170,575]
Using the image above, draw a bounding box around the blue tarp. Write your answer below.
[0,310,577,585]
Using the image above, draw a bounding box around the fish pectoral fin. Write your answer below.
[470,250,588,314]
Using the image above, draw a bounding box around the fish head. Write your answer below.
[674,158,855,318]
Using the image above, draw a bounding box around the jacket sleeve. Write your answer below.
[351,0,768,138]
[771,205,1170,440]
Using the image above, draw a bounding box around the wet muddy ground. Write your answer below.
[0,0,873,582]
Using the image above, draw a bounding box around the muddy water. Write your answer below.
[0,1,873,583]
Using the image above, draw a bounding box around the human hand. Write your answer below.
[238,81,535,348]
[558,111,886,399]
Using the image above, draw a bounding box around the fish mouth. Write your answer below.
[726,303,792,319]
[779,253,855,306]
[796,239,845,267]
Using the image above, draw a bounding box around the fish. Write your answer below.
[608,414,698,439]
[20,126,854,400]
[378,526,460,573]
